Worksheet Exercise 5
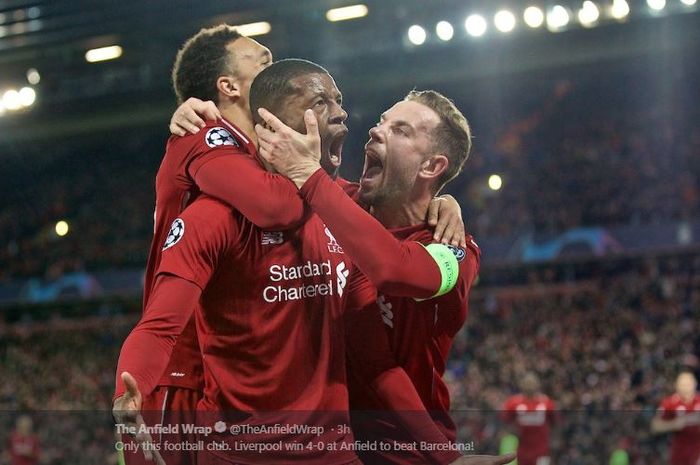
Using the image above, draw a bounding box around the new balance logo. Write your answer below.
[378,295,394,328]
[325,226,344,254]
[261,232,284,245]
[336,262,349,296]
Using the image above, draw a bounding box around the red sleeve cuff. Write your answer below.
[299,167,328,197]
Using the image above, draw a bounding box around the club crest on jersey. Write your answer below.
[162,218,185,250]
[324,226,344,254]
[447,244,466,262]
[205,127,238,148]
[261,231,284,245]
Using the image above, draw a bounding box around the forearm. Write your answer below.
[114,275,200,398]
[372,368,462,465]
[194,156,308,230]
[300,169,442,298]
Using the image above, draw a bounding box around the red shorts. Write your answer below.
[122,385,202,465]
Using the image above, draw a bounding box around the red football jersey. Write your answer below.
[156,196,361,464]
[7,433,40,465]
[145,118,304,389]
[346,225,480,462]
[502,394,557,461]
[658,393,700,465]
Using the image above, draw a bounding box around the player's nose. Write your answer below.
[368,124,384,143]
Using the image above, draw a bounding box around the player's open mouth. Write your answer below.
[361,148,383,182]
[328,128,347,168]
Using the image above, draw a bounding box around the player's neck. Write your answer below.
[220,104,257,146]
[370,195,430,230]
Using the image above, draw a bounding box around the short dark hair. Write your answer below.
[249,58,329,124]
[404,90,472,190]
[172,24,243,105]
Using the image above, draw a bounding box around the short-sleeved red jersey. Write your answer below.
[657,393,700,465]
[156,196,360,464]
[7,433,40,465]
[501,394,557,461]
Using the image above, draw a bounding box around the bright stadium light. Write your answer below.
[578,1,600,27]
[647,0,666,10]
[610,0,630,19]
[85,45,122,63]
[2,89,22,110]
[680,0,697,5]
[234,21,271,37]
[488,174,503,191]
[465,14,488,37]
[523,6,545,28]
[407,25,427,45]
[435,21,454,41]
[326,4,368,22]
[26,68,40,84]
[0,101,5,116]
[18,87,36,107]
[55,220,69,237]
[547,5,570,30]
[494,10,517,33]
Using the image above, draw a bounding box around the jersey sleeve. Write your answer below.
[300,169,445,299]
[344,274,462,465]
[178,127,308,230]
[658,397,676,420]
[114,275,201,399]
[156,196,239,289]
[501,397,517,423]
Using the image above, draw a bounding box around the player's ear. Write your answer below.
[216,76,241,100]
[418,154,448,181]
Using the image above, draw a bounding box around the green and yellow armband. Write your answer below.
[423,243,460,298]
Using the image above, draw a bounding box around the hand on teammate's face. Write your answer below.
[255,108,323,188]
[428,194,467,248]
[113,372,166,465]
[449,453,517,465]
[169,97,222,137]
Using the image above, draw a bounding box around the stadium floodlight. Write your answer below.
[488,174,503,191]
[2,89,22,110]
[85,45,123,63]
[647,0,666,10]
[547,5,570,30]
[680,0,697,5]
[578,1,600,26]
[18,87,36,107]
[234,21,271,37]
[610,0,630,19]
[435,21,454,41]
[55,220,69,237]
[494,10,517,33]
[326,4,368,22]
[407,25,427,45]
[26,68,40,84]
[523,6,545,27]
[465,14,488,37]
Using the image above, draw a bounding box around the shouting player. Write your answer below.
[253,72,498,463]
[652,371,700,465]
[115,59,514,465]
[500,372,557,465]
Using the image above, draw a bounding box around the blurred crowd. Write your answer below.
[448,252,700,464]
[1,252,697,464]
